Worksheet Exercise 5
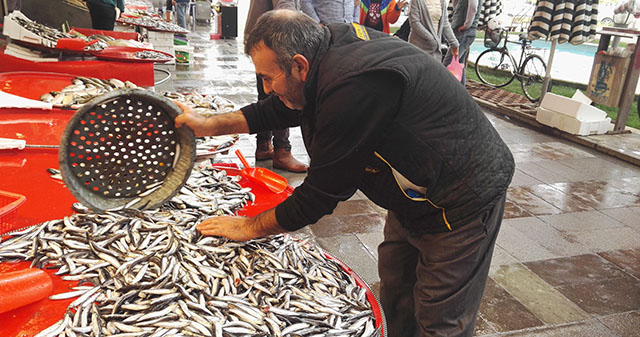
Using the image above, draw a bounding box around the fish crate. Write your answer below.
[0,190,27,235]
[2,11,58,48]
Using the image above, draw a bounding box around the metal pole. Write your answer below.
[538,38,557,105]
[2,0,7,17]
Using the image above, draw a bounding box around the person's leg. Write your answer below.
[176,2,188,29]
[272,128,307,172]
[378,211,420,337]
[456,29,476,85]
[255,75,274,160]
[411,193,505,336]
[86,2,116,30]
[254,75,307,172]
[165,0,173,22]
[255,131,274,160]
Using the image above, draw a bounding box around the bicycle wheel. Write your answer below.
[474,48,516,88]
[520,54,547,102]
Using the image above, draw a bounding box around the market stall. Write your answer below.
[0,73,385,337]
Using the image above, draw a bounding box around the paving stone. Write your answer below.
[523,254,628,287]
[538,210,625,232]
[476,320,616,337]
[597,311,640,337]
[507,217,592,257]
[309,213,385,237]
[507,186,564,216]
[496,222,559,262]
[598,247,640,279]
[491,263,589,325]
[556,275,640,315]
[478,278,544,333]
[316,234,380,287]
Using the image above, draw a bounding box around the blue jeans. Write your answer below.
[444,28,477,85]
[176,2,189,29]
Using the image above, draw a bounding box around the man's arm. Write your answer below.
[457,0,479,31]
[174,102,249,137]
[299,0,320,22]
[274,0,297,10]
[196,209,286,241]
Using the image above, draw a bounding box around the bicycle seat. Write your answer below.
[518,33,532,44]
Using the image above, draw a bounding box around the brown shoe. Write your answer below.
[273,148,308,173]
[255,141,274,161]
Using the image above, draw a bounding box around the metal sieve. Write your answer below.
[59,89,195,212]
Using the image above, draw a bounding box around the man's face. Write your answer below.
[251,43,305,110]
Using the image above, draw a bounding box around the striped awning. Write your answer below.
[447,0,502,27]
[528,0,599,45]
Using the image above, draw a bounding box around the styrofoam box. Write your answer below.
[148,30,174,41]
[536,107,611,136]
[155,45,175,64]
[3,11,56,48]
[540,93,607,121]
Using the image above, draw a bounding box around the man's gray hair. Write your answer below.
[244,9,324,75]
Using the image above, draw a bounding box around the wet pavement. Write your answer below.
[156,19,640,337]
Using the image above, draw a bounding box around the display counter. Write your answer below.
[0,46,155,87]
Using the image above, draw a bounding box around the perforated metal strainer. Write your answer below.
[59,89,196,212]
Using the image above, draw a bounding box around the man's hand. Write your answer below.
[451,46,459,57]
[396,0,408,10]
[173,101,212,137]
[196,216,258,241]
[458,26,467,33]
[196,209,285,241]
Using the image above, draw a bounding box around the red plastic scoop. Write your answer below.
[235,149,288,194]
[0,269,53,314]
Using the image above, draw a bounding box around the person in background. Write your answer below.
[151,0,163,14]
[300,0,357,24]
[6,0,21,13]
[352,0,360,22]
[165,0,172,22]
[359,0,407,33]
[443,0,480,84]
[173,0,189,29]
[408,0,459,61]
[393,17,410,41]
[245,0,308,173]
[175,10,514,337]
[85,0,124,31]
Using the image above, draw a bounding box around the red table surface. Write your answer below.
[0,108,383,336]
[0,46,155,87]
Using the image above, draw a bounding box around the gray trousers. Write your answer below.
[379,193,505,337]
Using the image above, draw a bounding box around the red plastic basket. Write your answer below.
[0,190,26,235]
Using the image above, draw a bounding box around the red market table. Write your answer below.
[0,46,155,87]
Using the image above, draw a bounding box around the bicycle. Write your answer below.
[474,26,548,102]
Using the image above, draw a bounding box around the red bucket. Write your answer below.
[0,190,26,235]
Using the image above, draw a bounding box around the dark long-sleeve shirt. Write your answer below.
[242,24,514,235]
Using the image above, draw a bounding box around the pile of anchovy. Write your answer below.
[165,165,252,216]
[0,164,380,337]
[118,16,189,34]
[163,91,236,116]
[10,15,74,48]
[40,76,138,108]
[135,50,172,62]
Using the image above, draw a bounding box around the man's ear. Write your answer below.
[291,54,310,82]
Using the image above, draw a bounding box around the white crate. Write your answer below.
[540,93,607,122]
[3,11,56,48]
[155,45,175,64]
[147,30,173,42]
[114,23,137,33]
[536,107,611,136]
